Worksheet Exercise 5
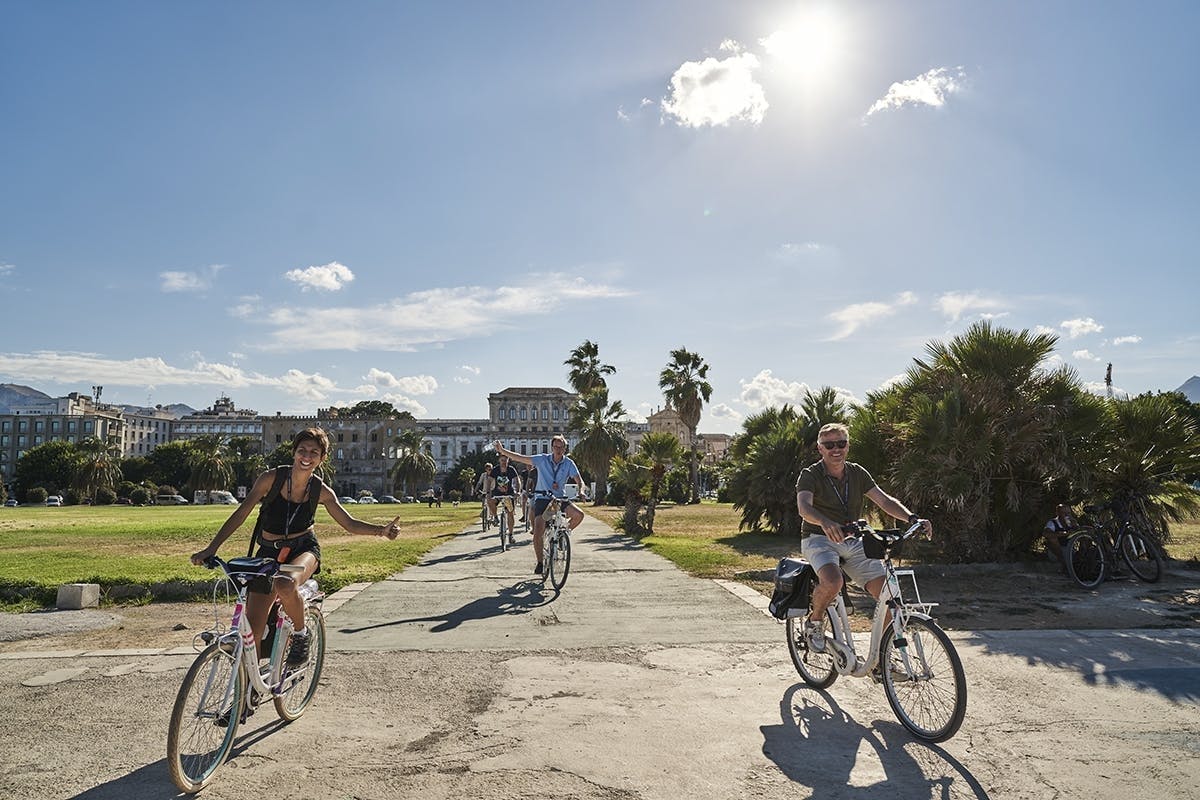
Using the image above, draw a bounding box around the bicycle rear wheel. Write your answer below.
[1118,529,1164,583]
[785,609,838,689]
[482,505,491,532]
[1065,529,1106,589]
[167,643,246,793]
[548,529,571,590]
[880,617,966,742]
[274,607,326,721]
[499,512,509,551]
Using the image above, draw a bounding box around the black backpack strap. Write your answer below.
[247,467,290,557]
[305,473,324,521]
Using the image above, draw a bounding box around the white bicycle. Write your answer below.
[783,520,967,742]
[167,555,326,793]
[494,494,516,551]
[536,485,581,591]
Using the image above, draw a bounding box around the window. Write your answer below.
[520,407,528,420]
[337,449,344,460]
[18,420,27,432]
[0,421,8,432]
[275,434,282,443]
[337,433,344,442]
[68,421,76,433]
[552,408,560,420]
[352,433,358,442]
[17,435,26,447]
[34,436,42,445]
[0,435,7,446]
[34,420,44,432]
[520,444,527,455]
[371,433,378,442]
[440,443,448,457]
[461,442,468,455]
[84,421,94,433]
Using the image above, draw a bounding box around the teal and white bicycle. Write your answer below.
[166,555,326,793]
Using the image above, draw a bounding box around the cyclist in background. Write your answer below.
[488,454,522,542]
[493,435,586,575]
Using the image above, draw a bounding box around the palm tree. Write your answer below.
[390,428,436,498]
[565,340,616,395]
[73,436,123,500]
[567,387,629,503]
[638,431,684,532]
[658,347,713,503]
[608,455,652,535]
[188,434,235,500]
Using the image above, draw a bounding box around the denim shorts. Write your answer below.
[801,533,886,587]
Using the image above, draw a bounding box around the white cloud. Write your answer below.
[616,106,630,122]
[1061,317,1103,339]
[460,365,481,375]
[160,264,225,293]
[827,292,918,340]
[1112,335,1141,345]
[454,376,472,385]
[661,48,768,128]
[230,295,262,319]
[935,291,1006,323]
[254,273,632,353]
[773,242,827,261]
[738,369,811,410]
[364,368,438,395]
[0,263,15,276]
[1073,349,1102,362]
[1034,325,1057,336]
[865,66,966,118]
[709,403,742,421]
[285,261,354,292]
[379,392,428,417]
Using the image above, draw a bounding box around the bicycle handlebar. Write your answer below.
[839,518,927,539]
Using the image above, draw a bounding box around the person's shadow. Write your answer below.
[338,579,554,635]
[760,684,989,799]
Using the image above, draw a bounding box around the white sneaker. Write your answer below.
[804,618,826,653]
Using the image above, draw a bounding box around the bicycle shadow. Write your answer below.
[760,684,989,800]
[338,579,556,635]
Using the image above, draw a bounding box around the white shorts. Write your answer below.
[801,534,886,587]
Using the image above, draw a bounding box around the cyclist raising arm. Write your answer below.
[191,428,400,665]
[494,435,587,575]
[794,422,931,654]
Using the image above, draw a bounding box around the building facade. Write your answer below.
[120,406,177,457]
[172,396,264,444]
[0,392,125,487]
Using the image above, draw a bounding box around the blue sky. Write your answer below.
[2,1,1196,434]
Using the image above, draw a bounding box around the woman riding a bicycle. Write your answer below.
[190,427,401,664]
[795,423,932,653]
[492,436,587,575]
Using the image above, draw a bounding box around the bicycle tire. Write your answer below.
[1118,529,1164,583]
[785,609,838,689]
[880,616,967,742]
[1065,529,1106,589]
[499,511,509,551]
[167,643,246,793]
[274,607,326,721]
[482,505,491,532]
[549,528,571,590]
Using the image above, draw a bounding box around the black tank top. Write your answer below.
[258,469,322,536]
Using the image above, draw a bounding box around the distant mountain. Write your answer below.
[119,403,196,418]
[0,383,52,413]
[1176,376,1200,404]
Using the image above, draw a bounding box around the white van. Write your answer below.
[156,494,189,505]
[193,490,238,505]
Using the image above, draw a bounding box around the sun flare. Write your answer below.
[760,6,844,79]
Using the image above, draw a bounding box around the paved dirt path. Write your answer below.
[2,516,1198,799]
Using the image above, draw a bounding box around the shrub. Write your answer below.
[130,487,152,506]
[94,487,117,505]
[448,489,462,502]
[27,487,49,504]
[64,488,85,505]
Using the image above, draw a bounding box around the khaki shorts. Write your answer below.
[801,533,886,587]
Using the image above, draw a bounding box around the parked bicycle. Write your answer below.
[537,486,577,591]
[780,520,967,742]
[166,555,326,793]
[1065,499,1165,589]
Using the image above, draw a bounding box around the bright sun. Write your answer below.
[760,6,844,79]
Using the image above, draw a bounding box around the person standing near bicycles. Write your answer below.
[795,423,931,653]
[190,428,400,666]
[493,435,586,575]
[487,454,522,542]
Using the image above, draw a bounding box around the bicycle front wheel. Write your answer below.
[167,643,246,793]
[880,617,966,742]
[499,513,509,551]
[548,529,571,590]
[785,609,838,689]
[274,607,327,721]
[1065,529,1106,589]
[1118,529,1164,583]
[482,506,491,532]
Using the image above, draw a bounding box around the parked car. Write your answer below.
[358,496,378,504]
[156,494,189,505]
[4,499,18,507]
[400,496,416,503]
[338,496,358,504]
[45,496,64,507]
[378,495,400,504]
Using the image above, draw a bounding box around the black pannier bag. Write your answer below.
[768,557,812,620]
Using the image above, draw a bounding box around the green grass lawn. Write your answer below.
[0,503,479,610]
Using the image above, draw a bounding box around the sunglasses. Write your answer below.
[819,440,849,450]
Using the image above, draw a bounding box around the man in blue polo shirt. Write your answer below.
[493,435,587,575]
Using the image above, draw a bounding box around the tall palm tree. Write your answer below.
[658,347,713,503]
[567,387,628,504]
[565,340,617,394]
[73,436,123,499]
[638,431,684,532]
[390,428,436,497]
[608,455,651,535]
[188,434,234,499]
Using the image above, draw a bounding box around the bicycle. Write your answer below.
[783,520,967,742]
[1065,499,1165,589]
[481,496,492,532]
[536,486,580,591]
[494,494,516,550]
[166,555,327,793]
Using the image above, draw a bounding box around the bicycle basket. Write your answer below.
[862,530,903,560]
